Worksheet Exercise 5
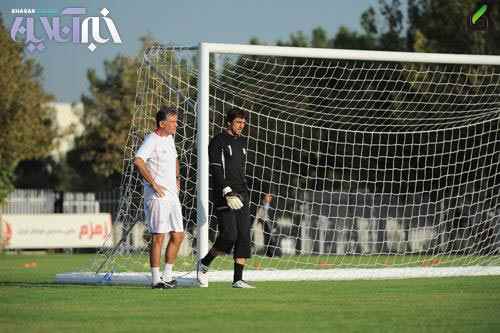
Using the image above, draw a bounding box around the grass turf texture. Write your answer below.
[1,254,500,332]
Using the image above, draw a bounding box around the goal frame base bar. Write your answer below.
[55,266,500,286]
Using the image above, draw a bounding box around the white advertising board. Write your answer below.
[1,214,112,249]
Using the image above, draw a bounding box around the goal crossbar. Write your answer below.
[202,42,500,65]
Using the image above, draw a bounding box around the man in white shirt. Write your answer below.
[134,107,184,289]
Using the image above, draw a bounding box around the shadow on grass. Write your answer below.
[0,281,74,288]
[0,281,146,289]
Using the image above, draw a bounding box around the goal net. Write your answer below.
[57,43,500,285]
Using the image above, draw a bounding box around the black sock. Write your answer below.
[233,262,244,283]
[201,249,217,266]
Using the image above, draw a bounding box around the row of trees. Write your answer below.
[254,0,499,54]
[0,15,57,203]
[0,0,499,203]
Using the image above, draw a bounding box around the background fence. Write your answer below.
[0,189,121,219]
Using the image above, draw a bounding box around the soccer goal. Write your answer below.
[56,43,500,286]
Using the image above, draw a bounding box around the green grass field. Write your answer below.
[1,254,500,332]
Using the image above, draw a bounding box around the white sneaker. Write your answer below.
[197,260,209,288]
[162,274,173,283]
[232,280,255,289]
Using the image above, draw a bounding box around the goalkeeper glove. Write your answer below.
[223,187,244,210]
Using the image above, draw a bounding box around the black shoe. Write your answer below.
[151,281,167,289]
[163,279,177,289]
[152,278,177,289]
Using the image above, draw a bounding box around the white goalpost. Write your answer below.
[56,43,500,286]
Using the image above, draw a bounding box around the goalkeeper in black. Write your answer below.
[197,108,255,288]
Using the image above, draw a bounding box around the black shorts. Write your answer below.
[213,200,252,259]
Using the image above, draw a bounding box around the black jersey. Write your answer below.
[209,131,248,207]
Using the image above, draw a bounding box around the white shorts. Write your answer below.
[144,196,184,234]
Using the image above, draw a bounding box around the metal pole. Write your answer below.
[196,43,210,259]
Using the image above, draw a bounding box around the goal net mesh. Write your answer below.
[87,45,500,279]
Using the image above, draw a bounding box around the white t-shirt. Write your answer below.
[135,132,178,200]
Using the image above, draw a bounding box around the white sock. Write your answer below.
[163,263,173,282]
[151,267,161,284]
